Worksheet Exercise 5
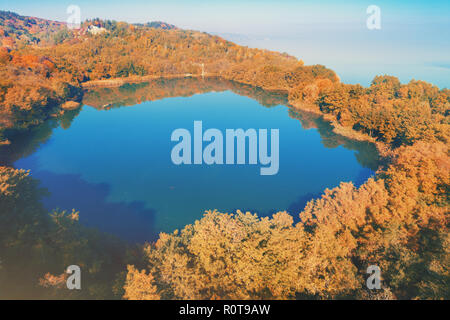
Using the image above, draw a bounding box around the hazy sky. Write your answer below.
[2,0,449,87]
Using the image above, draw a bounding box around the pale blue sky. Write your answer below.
[3,1,449,31]
[1,0,449,87]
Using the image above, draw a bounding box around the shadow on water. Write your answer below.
[228,191,323,224]
[0,108,81,166]
[233,166,373,224]
[288,108,380,171]
[228,193,322,226]
[287,192,323,219]
[32,169,158,243]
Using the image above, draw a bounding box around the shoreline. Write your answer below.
[1,73,384,156]
[81,73,216,88]
[81,73,385,154]
[81,73,290,94]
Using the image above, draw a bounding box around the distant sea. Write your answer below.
[214,23,450,89]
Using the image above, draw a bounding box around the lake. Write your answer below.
[8,78,379,242]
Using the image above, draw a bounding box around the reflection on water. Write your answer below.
[82,77,288,110]
[2,78,379,243]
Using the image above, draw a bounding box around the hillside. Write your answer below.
[0,11,313,135]
[0,10,179,48]
[0,11,65,47]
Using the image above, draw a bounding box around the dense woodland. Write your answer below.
[0,11,449,299]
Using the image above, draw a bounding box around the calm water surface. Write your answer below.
[12,80,378,242]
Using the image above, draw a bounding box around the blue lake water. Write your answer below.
[13,81,377,242]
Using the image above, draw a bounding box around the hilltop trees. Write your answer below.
[124,210,359,300]
[33,24,305,85]
[0,11,67,47]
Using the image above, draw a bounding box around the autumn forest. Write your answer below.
[0,10,448,300]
